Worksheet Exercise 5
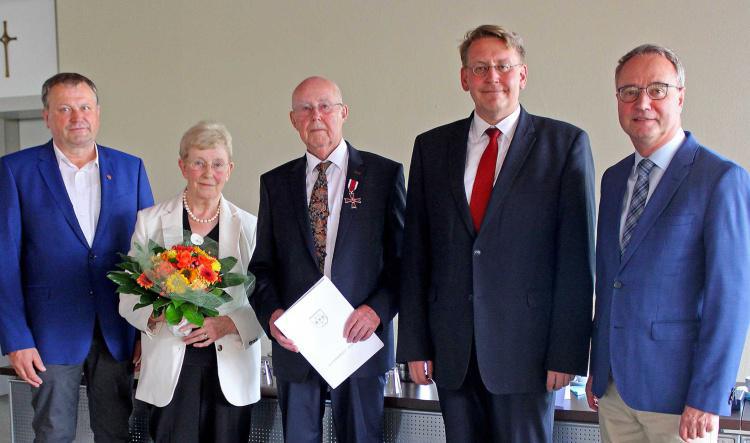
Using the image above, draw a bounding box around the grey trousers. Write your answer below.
[30,323,133,443]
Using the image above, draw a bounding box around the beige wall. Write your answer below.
[56,1,750,380]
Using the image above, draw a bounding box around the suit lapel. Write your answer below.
[619,137,697,268]
[92,145,111,247]
[332,143,365,269]
[481,107,536,233]
[159,197,184,248]
[447,115,475,237]
[218,198,241,261]
[37,143,88,246]
[289,157,317,264]
[601,156,633,268]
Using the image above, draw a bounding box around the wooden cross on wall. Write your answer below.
[1,20,18,78]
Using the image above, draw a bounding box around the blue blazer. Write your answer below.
[590,132,750,415]
[397,108,596,393]
[250,143,405,382]
[0,141,153,364]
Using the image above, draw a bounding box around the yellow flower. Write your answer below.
[161,250,177,261]
[165,272,189,294]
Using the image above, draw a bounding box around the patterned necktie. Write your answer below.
[470,127,502,231]
[621,158,656,255]
[309,161,332,273]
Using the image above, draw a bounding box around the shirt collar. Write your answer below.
[306,138,348,175]
[469,105,521,142]
[53,142,100,170]
[633,129,685,172]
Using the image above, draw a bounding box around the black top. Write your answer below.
[182,207,220,367]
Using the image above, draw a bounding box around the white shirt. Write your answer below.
[53,143,101,247]
[464,106,521,202]
[305,138,348,278]
[619,129,686,241]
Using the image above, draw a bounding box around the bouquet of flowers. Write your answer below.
[107,234,253,327]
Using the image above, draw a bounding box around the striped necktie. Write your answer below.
[621,158,656,255]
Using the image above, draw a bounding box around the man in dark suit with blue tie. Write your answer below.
[397,25,596,442]
[0,73,153,441]
[250,76,405,443]
[587,44,750,443]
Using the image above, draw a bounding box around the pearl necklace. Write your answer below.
[183,190,220,223]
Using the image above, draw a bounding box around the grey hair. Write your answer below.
[179,120,233,160]
[616,44,685,86]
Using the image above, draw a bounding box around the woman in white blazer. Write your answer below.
[119,121,262,443]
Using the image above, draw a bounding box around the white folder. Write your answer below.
[274,276,384,388]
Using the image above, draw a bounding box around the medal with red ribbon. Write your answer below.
[344,178,362,208]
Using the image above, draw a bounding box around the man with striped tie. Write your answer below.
[587,44,750,443]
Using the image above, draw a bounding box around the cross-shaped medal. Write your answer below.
[344,193,361,209]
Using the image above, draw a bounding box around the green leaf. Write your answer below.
[201,307,219,317]
[133,303,150,311]
[138,293,157,305]
[117,261,141,273]
[172,299,186,308]
[116,283,138,294]
[220,272,249,288]
[148,239,166,254]
[218,256,238,273]
[183,309,204,327]
[107,272,134,286]
[153,297,171,310]
[116,253,139,265]
[132,286,157,297]
[154,305,166,317]
[165,303,182,325]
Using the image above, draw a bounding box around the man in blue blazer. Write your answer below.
[587,44,750,442]
[0,73,153,442]
[249,76,405,443]
[397,25,595,442]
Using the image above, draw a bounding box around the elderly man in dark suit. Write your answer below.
[250,76,405,443]
[397,25,596,442]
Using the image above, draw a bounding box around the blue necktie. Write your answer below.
[621,158,656,255]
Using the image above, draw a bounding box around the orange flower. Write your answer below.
[136,273,153,289]
[197,254,215,268]
[175,249,193,269]
[181,268,199,284]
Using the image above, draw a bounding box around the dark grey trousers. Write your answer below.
[436,347,555,443]
[30,323,133,443]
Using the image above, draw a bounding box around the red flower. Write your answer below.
[199,265,219,283]
[136,273,153,289]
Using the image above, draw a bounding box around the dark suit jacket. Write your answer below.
[250,142,405,382]
[397,107,595,393]
[590,132,750,415]
[0,141,153,364]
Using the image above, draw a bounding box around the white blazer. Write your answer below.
[119,195,262,407]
